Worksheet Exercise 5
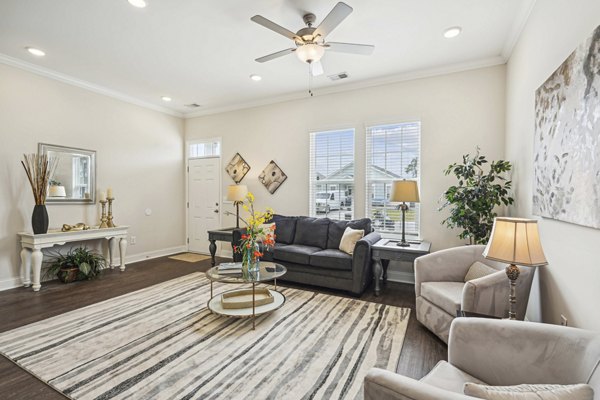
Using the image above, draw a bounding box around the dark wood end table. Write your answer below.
[371,239,431,296]
[207,227,242,266]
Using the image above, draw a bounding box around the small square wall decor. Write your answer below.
[225,153,250,184]
[259,160,288,194]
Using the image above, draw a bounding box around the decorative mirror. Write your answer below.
[38,143,96,204]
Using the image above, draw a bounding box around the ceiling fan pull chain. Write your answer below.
[308,64,314,97]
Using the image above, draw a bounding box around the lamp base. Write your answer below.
[396,241,410,247]
[506,263,520,320]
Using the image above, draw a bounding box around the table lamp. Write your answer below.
[226,184,248,228]
[483,217,548,319]
[390,180,420,247]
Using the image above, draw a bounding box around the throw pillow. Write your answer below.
[256,223,275,242]
[464,261,498,282]
[463,383,594,400]
[339,227,364,255]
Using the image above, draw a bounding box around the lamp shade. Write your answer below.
[296,44,325,63]
[390,180,420,203]
[226,184,248,202]
[483,217,548,266]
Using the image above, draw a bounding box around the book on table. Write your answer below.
[218,262,242,274]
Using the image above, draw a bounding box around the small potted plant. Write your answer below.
[44,247,106,283]
[48,179,67,198]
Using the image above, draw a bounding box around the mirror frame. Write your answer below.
[38,143,97,204]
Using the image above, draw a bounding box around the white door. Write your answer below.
[188,157,221,254]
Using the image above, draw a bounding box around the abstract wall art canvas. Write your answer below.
[225,153,250,184]
[259,160,288,194]
[533,25,600,229]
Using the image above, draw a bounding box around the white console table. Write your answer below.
[18,226,129,291]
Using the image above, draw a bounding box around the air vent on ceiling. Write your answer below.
[184,103,202,108]
[328,72,349,81]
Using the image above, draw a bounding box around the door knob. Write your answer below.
[215,202,219,206]
[213,209,219,214]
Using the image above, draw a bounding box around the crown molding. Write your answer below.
[183,55,506,119]
[501,0,537,60]
[0,53,183,118]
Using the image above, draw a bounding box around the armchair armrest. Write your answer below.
[415,245,486,297]
[351,231,382,295]
[461,271,508,317]
[364,368,474,400]
[448,318,600,386]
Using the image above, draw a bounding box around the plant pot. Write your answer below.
[58,266,80,283]
[32,204,49,234]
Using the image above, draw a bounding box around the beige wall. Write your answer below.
[186,65,507,279]
[0,64,186,289]
[506,1,600,330]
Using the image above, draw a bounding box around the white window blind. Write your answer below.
[309,129,355,221]
[189,141,220,159]
[366,122,421,235]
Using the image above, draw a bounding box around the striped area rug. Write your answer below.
[0,273,410,400]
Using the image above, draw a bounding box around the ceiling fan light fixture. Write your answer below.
[128,0,147,8]
[296,43,325,64]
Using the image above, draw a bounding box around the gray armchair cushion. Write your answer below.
[294,217,329,248]
[421,282,465,316]
[327,218,372,249]
[310,249,353,271]
[272,215,297,244]
[274,244,321,265]
[463,383,594,399]
[421,361,486,394]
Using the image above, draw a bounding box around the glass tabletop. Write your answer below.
[206,262,287,284]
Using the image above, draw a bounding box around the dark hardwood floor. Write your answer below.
[0,255,446,399]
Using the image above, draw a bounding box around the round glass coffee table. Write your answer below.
[205,262,287,330]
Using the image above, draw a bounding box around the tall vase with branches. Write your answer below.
[439,147,514,245]
[21,153,57,234]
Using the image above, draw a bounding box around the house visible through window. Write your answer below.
[366,122,421,235]
[309,129,355,221]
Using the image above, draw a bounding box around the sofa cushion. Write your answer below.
[294,217,329,249]
[309,249,353,271]
[272,215,297,244]
[421,282,465,316]
[327,218,372,249]
[421,360,486,394]
[274,244,321,265]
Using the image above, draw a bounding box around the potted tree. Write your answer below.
[44,247,106,283]
[439,147,514,245]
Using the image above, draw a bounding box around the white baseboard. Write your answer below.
[126,245,187,264]
[0,245,187,292]
[386,270,415,285]
[0,276,24,292]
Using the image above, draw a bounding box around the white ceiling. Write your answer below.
[0,0,535,117]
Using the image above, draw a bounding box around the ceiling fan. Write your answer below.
[251,2,375,77]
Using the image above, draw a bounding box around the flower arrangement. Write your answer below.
[232,192,276,273]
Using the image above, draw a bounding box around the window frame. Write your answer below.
[365,121,422,236]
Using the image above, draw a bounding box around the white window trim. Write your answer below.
[186,137,222,160]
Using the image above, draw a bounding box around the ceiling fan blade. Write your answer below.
[251,15,300,41]
[310,61,324,76]
[255,48,296,63]
[326,42,375,55]
[314,2,353,39]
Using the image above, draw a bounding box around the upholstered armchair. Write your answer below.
[364,318,600,400]
[415,245,535,343]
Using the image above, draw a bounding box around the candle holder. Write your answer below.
[107,197,116,227]
[99,199,109,228]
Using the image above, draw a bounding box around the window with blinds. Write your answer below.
[309,129,355,221]
[366,122,421,235]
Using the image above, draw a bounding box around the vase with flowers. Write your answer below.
[232,192,276,276]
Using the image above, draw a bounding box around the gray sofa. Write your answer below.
[365,318,600,399]
[234,215,380,295]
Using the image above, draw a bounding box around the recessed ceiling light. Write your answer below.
[250,74,262,81]
[26,47,45,57]
[128,0,147,8]
[161,96,172,102]
[443,27,462,39]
